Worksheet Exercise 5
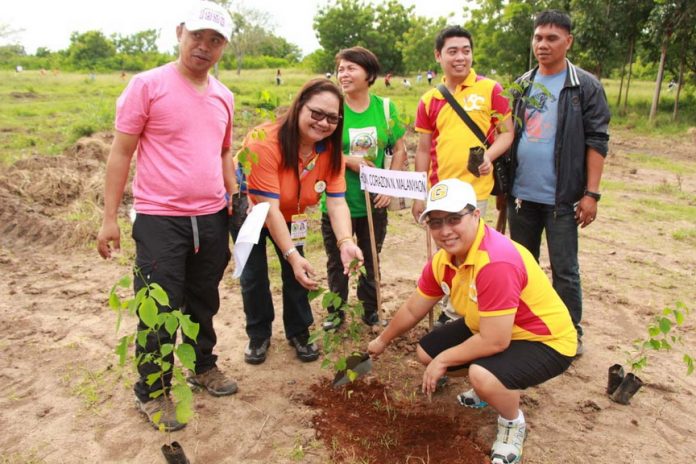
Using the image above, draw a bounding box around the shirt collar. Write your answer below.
[441,69,478,91]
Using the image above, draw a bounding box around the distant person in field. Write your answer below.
[276,69,282,86]
[96,1,238,432]
[319,46,408,331]
[384,72,392,87]
[412,25,514,327]
[368,179,577,464]
[402,78,411,88]
[507,10,610,357]
[426,69,433,85]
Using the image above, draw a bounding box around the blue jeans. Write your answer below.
[507,198,583,337]
[229,195,313,341]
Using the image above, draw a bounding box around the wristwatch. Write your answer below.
[584,190,601,202]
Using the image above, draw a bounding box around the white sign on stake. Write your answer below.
[359,165,428,200]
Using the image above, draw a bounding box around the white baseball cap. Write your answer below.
[418,179,477,223]
[182,1,233,42]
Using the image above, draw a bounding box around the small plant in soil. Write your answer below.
[109,272,199,463]
[608,301,693,404]
[308,261,369,383]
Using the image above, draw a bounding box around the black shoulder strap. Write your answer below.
[437,84,489,148]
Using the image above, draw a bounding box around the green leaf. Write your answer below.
[321,358,332,369]
[175,399,194,424]
[109,291,121,310]
[139,297,158,329]
[659,317,672,334]
[684,354,694,376]
[171,383,193,404]
[161,361,171,372]
[347,369,358,382]
[151,410,162,426]
[146,372,161,386]
[115,336,130,366]
[308,287,326,302]
[136,329,149,348]
[160,343,174,357]
[649,339,662,350]
[648,326,661,337]
[176,312,199,341]
[164,313,178,337]
[321,292,335,309]
[149,283,170,307]
[335,358,347,371]
[150,388,164,399]
[674,310,684,325]
[332,295,343,310]
[175,343,196,371]
[308,331,321,344]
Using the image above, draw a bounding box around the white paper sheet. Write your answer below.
[232,202,270,278]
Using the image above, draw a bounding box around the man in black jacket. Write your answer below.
[507,10,610,357]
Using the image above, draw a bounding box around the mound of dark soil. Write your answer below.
[306,379,489,464]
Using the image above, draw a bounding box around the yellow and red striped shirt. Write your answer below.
[417,221,577,356]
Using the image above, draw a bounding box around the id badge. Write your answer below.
[290,213,309,247]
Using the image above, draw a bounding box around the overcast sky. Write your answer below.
[3,0,467,56]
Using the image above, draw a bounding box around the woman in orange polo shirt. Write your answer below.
[230,78,364,365]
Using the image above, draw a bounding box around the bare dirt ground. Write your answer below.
[1,128,695,463]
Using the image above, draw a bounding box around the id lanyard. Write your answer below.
[291,151,319,247]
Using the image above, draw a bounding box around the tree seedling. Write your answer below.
[308,261,371,385]
[608,301,693,404]
[108,271,199,463]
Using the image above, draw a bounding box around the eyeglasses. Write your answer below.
[306,106,342,125]
[425,211,473,230]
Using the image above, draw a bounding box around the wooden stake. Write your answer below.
[364,190,383,322]
[426,227,433,330]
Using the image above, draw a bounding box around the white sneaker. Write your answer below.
[490,415,526,464]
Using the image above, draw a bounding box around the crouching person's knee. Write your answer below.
[415,344,432,365]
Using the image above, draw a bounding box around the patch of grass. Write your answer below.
[672,228,696,245]
[59,363,117,412]
[625,152,696,175]
[634,197,696,222]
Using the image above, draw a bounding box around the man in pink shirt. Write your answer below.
[97,1,237,431]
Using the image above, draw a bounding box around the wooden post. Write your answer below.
[364,190,383,322]
[426,227,433,330]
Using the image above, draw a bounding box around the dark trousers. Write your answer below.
[320,203,388,315]
[507,198,583,336]
[132,209,230,403]
[229,195,313,341]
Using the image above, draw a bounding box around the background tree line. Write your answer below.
[1,0,694,119]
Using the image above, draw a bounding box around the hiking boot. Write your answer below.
[456,389,488,409]
[136,396,186,432]
[322,311,344,331]
[362,310,379,327]
[187,366,238,396]
[288,332,320,362]
[244,338,270,365]
[490,416,526,464]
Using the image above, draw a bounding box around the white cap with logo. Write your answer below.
[183,1,233,42]
[418,179,477,224]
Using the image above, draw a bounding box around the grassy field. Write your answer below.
[1,68,694,165]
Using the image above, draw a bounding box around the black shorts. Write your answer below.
[419,319,573,390]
